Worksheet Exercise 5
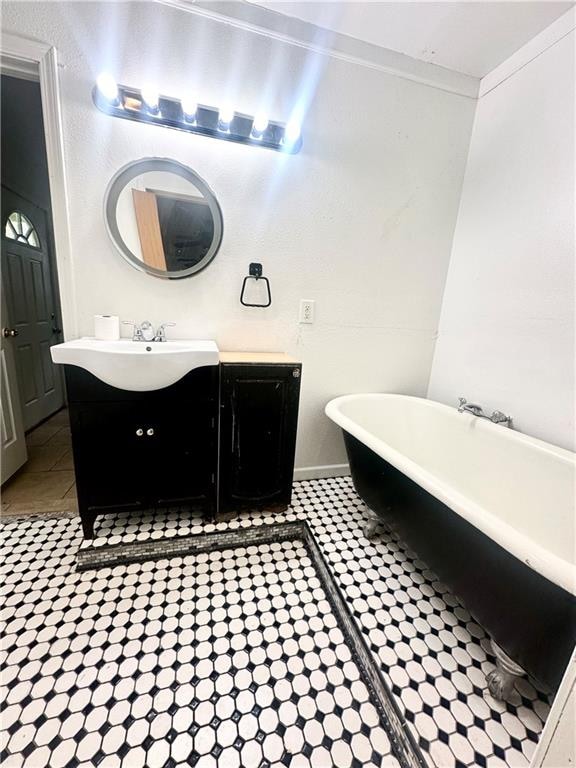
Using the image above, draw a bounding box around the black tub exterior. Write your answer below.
[344,432,576,692]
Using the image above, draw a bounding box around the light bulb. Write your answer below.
[181,97,197,121]
[251,114,269,138]
[96,72,118,104]
[141,86,159,113]
[218,106,234,130]
[284,120,301,144]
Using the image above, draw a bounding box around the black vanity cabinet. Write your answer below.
[65,365,219,539]
[218,355,302,518]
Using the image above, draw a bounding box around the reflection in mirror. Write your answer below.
[105,159,223,279]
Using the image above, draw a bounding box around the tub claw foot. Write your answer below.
[487,667,517,700]
[487,641,526,701]
[363,507,380,539]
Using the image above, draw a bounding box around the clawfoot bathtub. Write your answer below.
[326,394,576,697]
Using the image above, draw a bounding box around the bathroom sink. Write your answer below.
[51,338,219,391]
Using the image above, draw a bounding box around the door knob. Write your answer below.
[136,428,144,436]
[52,326,62,335]
[146,428,154,436]
[2,328,18,338]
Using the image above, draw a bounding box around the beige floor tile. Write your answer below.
[51,449,75,472]
[26,423,61,447]
[46,409,70,428]
[2,470,75,504]
[26,445,69,473]
[45,427,72,447]
[0,498,78,517]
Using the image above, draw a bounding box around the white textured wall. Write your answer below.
[428,28,575,450]
[2,2,475,469]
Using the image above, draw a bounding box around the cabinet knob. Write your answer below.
[136,428,144,436]
[147,428,155,436]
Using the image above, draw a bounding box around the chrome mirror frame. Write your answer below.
[104,157,224,279]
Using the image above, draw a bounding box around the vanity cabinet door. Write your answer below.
[70,402,217,512]
[219,363,301,516]
[70,402,149,512]
[148,405,216,508]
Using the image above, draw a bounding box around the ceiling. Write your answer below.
[244,1,573,78]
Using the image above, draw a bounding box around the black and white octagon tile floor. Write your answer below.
[1,477,551,768]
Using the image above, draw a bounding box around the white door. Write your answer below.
[1,281,27,483]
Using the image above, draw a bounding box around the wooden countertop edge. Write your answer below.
[219,352,300,364]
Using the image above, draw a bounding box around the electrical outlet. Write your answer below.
[299,299,315,324]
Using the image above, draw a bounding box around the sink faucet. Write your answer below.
[122,320,176,342]
[457,397,513,428]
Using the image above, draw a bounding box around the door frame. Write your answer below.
[1,33,77,340]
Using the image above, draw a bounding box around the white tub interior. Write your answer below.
[327,394,576,595]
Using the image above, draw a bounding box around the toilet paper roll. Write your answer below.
[94,315,120,341]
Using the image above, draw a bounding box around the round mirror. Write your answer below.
[104,158,223,279]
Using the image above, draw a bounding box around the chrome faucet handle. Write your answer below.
[491,411,513,428]
[122,320,143,341]
[154,322,176,342]
[458,398,484,417]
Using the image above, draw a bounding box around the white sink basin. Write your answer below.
[51,338,219,391]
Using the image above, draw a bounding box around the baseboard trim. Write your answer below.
[293,463,350,481]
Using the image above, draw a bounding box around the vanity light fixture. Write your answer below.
[92,79,302,153]
[251,114,269,139]
[96,73,119,106]
[181,97,197,123]
[217,106,234,132]
[141,86,160,115]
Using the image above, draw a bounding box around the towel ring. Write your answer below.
[240,263,272,308]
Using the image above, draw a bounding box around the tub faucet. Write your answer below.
[457,398,483,416]
[490,410,514,427]
[457,398,513,428]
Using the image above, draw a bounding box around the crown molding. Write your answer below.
[479,6,575,98]
[155,0,480,99]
